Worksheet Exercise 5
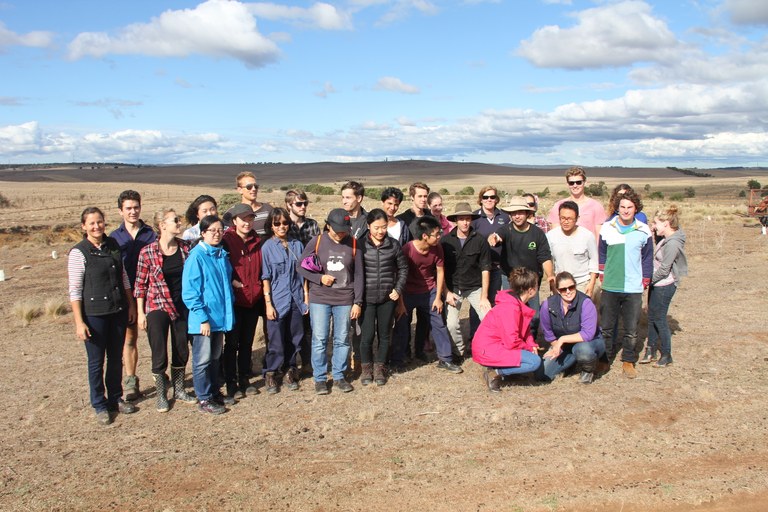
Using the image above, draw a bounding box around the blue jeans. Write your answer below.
[264,301,304,374]
[392,288,453,365]
[191,332,224,401]
[647,284,676,356]
[540,336,606,380]
[600,291,643,363]
[83,312,126,412]
[493,350,542,376]
[309,303,352,382]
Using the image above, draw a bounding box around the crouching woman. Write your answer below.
[182,215,235,415]
[539,271,605,384]
[472,267,542,393]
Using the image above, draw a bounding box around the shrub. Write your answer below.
[649,191,665,200]
[438,188,450,195]
[644,184,651,193]
[537,187,550,198]
[365,187,385,200]
[557,190,570,197]
[747,179,761,190]
[0,192,12,208]
[218,193,240,213]
[44,298,69,319]
[585,181,607,197]
[738,190,747,198]
[456,186,475,196]
[305,184,336,195]
[670,193,684,201]
[684,187,696,198]
[12,301,42,326]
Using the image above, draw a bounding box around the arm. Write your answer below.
[263,279,277,320]
[479,270,491,311]
[351,242,364,320]
[542,259,555,295]
[585,232,599,296]
[651,237,680,284]
[67,248,90,341]
[641,232,654,288]
[391,243,408,301]
[296,235,326,286]
[433,264,445,313]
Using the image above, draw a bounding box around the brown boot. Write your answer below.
[265,372,279,394]
[373,363,387,386]
[360,363,373,386]
[622,362,637,379]
[483,367,502,393]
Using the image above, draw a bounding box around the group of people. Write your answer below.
[68,167,688,424]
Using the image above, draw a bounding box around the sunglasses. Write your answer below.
[293,201,308,207]
[167,216,180,223]
[568,180,584,186]
[242,183,259,191]
[272,221,290,227]
[558,284,576,293]
[482,195,498,200]
[527,202,536,207]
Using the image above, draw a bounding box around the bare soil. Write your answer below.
[1,166,767,511]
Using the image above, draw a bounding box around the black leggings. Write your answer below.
[146,309,189,374]
[359,301,397,364]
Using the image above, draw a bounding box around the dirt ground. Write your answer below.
[1,168,767,511]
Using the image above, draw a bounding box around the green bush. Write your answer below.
[557,190,569,197]
[738,190,747,198]
[684,187,696,198]
[670,193,684,201]
[456,186,475,196]
[365,187,385,200]
[279,183,336,195]
[585,181,607,197]
[218,193,240,212]
[747,179,761,190]
[438,188,450,195]
[537,187,550,198]
[649,191,664,200]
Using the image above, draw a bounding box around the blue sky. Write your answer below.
[1,0,767,166]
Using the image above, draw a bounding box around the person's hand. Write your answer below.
[266,303,277,321]
[487,233,501,247]
[200,322,211,337]
[431,296,443,314]
[642,278,650,289]
[445,291,458,307]
[321,274,336,286]
[585,283,595,298]
[548,277,557,295]
[350,304,362,320]
[544,342,562,360]
[75,322,91,341]
[232,279,244,289]
[137,312,147,331]
[389,289,400,301]
[479,298,492,313]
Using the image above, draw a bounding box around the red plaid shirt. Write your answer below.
[134,239,191,320]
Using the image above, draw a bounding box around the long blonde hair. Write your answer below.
[152,208,176,234]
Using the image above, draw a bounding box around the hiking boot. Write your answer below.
[226,382,244,400]
[483,367,502,393]
[212,393,235,406]
[436,360,463,374]
[334,379,353,393]
[578,371,594,384]
[123,375,140,401]
[265,372,279,394]
[198,400,225,415]
[373,363,387,386]
[360,363,374,386]
[596,360,611,375]
[622,362,638,379]
[153,373,170,413]
[240,379,259,396]
[315,381,329,395]
[171,367,196,404]
[95,410,112,426]
[654,355,673,368]
[284,368,299,391]
[638,349,657,364]
[117,400,136,414]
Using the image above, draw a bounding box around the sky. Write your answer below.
[1,0,767,167]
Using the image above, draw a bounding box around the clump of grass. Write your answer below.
[44,298,69,319]
[0,192,12,208]
[12,301,43,326]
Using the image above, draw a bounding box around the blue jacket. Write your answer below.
[182,241,235,334]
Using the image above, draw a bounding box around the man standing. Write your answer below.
[110,190,156,401]
[547,167,606,238]
[391,217,463,374]
[441,203,492,360]
[285,189,320,246]
[598,190,652,378]
[223,171,273,235]
[341,181,368,240]
[488,196,554,338]
[547,201,598,297]
[396,182,432,230]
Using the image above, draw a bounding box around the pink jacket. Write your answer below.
[472,291,537,368]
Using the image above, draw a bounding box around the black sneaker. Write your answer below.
[334,379,353,393]
[213,393,236,406]
[240,379,259,396]
[315,381,329,395]
[117,400,137,414]
[95,410,112,425]
[436,360,463,374]
[653,355,673,368]
[198,400,225,415]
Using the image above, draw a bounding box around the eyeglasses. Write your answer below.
[428,231,442,239]
[272,221,290,227]
[242,183,259,191]
[293,201,308,207]
[568,180,584,186]
[205,228,224,234]
[558,284,576,293]
[482,195,497,200]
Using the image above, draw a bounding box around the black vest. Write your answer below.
[74,237,126,317]
[545,291,589,339]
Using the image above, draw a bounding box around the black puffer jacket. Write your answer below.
[361,234,408,304]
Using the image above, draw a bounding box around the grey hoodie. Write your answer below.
[651,229,688,286]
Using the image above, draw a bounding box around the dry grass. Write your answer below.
[44,297,69,319]
[11,300,43,326]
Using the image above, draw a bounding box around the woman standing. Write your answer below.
[359,209,408,386]
[182,195,218,241]
[640,205,687,367]
[261,208,308,394]
[68,207,137,425]
[539,271,605,384]
[472,268,542,393]
[380,187,411,246]
[428,192,454,236]
[298,208,364,395]
[182,215,235,414]
[134,208,196,412]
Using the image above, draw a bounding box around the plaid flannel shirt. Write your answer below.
[134,239,191,320]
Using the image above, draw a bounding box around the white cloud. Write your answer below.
[376,0,439,25]
[724,0,768,25]
[0,21,53,49]
[374,76,420,94]
[67,0,280,68]
[246,2,353,30]
[517,1,681,69]
[0,96,24,106]
[315,81,337,98]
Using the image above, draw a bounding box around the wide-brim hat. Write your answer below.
[500,196,535,213]
[326,208,351,233]
[447,202,481,222]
